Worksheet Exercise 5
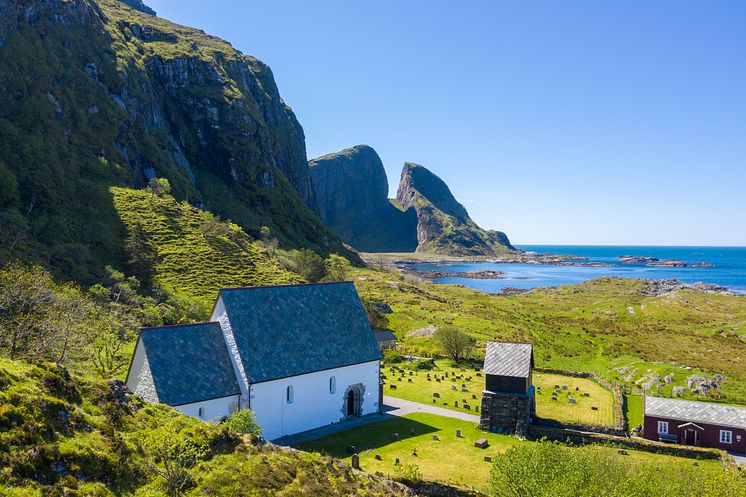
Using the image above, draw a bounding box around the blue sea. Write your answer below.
[411,246,746,294]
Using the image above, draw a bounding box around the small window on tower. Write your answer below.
[330,376,336,394]
[198,407,204,419]
[287,385,294,404]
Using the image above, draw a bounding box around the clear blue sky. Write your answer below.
[148,0,746,246]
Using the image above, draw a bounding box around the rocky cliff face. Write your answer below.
[309,146,515,256]
[0,0,347,281]
[309,146,418,252]
[397,163,515,256]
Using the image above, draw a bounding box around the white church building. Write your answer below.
[125,282,383,441]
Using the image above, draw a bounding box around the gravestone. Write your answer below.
[473,394,477,399]
[375,454,382,460]
[451,385,457,391]
[436,379,441,383]
[432,434,440,441]
[390,384,397,390]
[474,438,489,449]
[562,385,568,390]
[456,429,462,438]
[462,387,469,393]
[427,378,432,381]
[462,383,466,388]
[398,377,402,381]
[551,396,558,401]
[618,450,628,455]
[475,406,479,412]
[476,372,482,377]
[464,404,471,410]
[484,455,493,462]
[575,386,579,391]
[395,458,400,465]
[454,401,459,407]
[433,392,440,398]
[591,406,598,410]
[433,399,437,403]
[408,378,413,382]
[351,454,360,469]
[569,398,576,404]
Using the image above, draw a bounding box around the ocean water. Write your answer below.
[411,245,746,294]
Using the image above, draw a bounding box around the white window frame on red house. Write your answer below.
[719,430,732,444]
[657,421,669,434]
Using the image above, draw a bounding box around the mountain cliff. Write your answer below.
[0,0,349,283]
[309,145,418,252]
[310,146,515,256]
[397,162,515,256]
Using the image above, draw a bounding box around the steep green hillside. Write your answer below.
[396,163,515,256]
[0,357,411,496]
[355,270,746,403]
[111,186,301,314]
[0,0,350,284]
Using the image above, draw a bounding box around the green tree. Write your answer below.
[432,326,475,362]
[290,249,326,283]
[323,254,350,282]
[148,177,172,196]
[146,422,209,497]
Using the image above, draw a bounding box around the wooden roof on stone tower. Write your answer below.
[483,342,534,378]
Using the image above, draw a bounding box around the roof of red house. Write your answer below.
[645,396,746,429]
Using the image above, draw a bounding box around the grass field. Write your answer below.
[385,360,615,427]
[297,413,721,493]
[353,268,746,404]
[625,393,645,429]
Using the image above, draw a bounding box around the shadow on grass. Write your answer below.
[297,417,439,457]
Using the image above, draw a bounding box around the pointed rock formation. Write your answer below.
[397,163,515,256]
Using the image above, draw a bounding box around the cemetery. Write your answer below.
[383,360,615,428]
[296,412,720,493]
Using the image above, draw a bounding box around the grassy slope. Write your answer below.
[298,412,723,493]
[354,269,746,403]
[0,357,409,496]
[111,187,301,313]
[0,0,352,285]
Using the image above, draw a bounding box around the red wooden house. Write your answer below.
[643,396,746,453]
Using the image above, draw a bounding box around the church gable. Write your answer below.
[128,322,241,406]
[214,282,381,384]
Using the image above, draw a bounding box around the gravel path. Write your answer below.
[382,395,481,423]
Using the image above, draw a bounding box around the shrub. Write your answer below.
[223,409,261,438]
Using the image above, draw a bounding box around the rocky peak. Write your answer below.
[397,162,469,221]
[396,162,515,256]
[309,145,389,224]
[116,0,156,16]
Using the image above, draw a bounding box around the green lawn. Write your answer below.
[297,413,721,493]
[533,372,614,426]
[624,393,645,429]
[385,361,615,427]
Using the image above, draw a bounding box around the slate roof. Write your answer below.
[217,282,382,384]
[644,396,746,429]
[137,322,241,406]
[483,342,534,378]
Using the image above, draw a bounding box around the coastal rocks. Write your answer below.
[309,145,418,252]
[408,269,505,282]
[619,256,659,264]
[618,255,714,268]
[686,375,723,395]
[396,162,515,257]
[639,279,735,296]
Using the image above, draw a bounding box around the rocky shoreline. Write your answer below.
[618,255,714,268]
[406,269,506,281]
[387,252,614,268]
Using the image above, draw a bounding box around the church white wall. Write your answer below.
[174,395,240,423]
[250,360,380,441]
[126,338,159,403]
